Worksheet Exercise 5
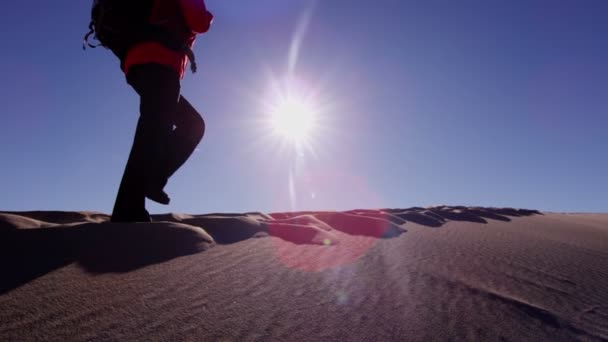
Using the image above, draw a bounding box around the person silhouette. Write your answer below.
[85,0,213,222]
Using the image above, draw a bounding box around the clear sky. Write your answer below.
[1,0,607,214]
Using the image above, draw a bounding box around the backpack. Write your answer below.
[83,0,198,72]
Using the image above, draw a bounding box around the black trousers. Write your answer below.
[111,64,205,221]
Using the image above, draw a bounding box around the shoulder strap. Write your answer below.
[83,21,100,50]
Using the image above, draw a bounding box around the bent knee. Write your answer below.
[190,114,205,143]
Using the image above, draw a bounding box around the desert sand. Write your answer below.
[1,207,607,341]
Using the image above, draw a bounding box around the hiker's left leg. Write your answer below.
[165,96,205,179]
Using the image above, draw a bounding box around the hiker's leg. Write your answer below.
[165,96,205,179]
[111,64,180,221]
[111,116,151,222]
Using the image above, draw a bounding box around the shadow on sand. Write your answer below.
[0,221,212,295]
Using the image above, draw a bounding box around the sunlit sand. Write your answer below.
[2,207,607,340]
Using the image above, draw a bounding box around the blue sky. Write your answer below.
[1,0,607,214]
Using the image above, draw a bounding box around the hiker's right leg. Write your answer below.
[111,64,180,220]
[111,116,151,222]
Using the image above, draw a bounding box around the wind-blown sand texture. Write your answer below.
[1,207,607,341]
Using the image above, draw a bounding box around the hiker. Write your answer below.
[84,0,214,222]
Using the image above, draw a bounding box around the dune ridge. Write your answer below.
[0,206,541,243]
[2,207,608,341]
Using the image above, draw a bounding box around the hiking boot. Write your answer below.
[145,177,170,205]
[111,208,152,223]
[146,189,171,205]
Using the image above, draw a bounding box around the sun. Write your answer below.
[260,74,328,155]
[268,94,317,144]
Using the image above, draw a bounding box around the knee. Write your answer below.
[191,113,205,143]
[177,97,205,143]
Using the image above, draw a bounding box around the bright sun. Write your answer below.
[269,95,317,144]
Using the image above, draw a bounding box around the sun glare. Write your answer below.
[258,75,329,159]
[269,96,317,143]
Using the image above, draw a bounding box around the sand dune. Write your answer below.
[1,207,607,341]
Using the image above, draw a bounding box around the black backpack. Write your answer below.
[83,0,197,72]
